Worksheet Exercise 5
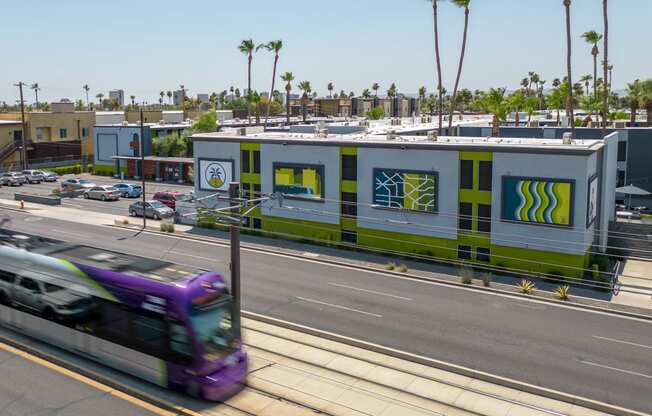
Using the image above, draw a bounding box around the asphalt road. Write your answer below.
[0,340,161,416]
[0,175,192,216]
[2,210,652,414]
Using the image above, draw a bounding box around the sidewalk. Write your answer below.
[611,259,652,309]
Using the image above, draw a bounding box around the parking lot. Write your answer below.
[0,174,193,217]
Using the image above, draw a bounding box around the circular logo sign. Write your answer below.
[205,162,227,189]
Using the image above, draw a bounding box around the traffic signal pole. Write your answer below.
[229,182,241,336]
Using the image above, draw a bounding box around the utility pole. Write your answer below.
[140,108,146,230]
[229,182,241,336]
[14,82,28,170]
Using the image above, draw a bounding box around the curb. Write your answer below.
[113,224,652,322]
[243,311,648,416]
[0,330,197,416]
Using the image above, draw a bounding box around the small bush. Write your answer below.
[50,164,82,175]
[480,272,491,287]
[517,279,536,295]
[555,285,570,301]
[460,266,473,284]
[384,262,397,271]
[51,188,61,195]
[121,218,129,225]
[396,264,408,273]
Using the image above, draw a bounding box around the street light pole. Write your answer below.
[140,108,146,230]
[14,82,28,170]
[229,182,241,336]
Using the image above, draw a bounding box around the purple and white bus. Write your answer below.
[0,232,247,401]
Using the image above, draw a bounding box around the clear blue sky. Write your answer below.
[1,0,650,104]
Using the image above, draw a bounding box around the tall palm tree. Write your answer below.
[229,86,235,101]
[641,79,652,127]
[580,74,592,96]
[448,0,471,130]
[258,40,283,127]
[552,78,561,88]
[372,83,380,97]
[479,88,507,137]
[564,0,576,138]
[387,83,397,98]
[581,30,603,100]
[96,93,104,109]
[426,0,443,135]
[298,81,312,122]
[362,89,372,99]
[602,0,609,135]
[238,39,256,125]
[166,90,172,104]
[327,82,334,98]
[281,72,295,125]
[159,91,165,105]
[520,78,530,94]
[418,86,427,103]
[83,84,90,107]
[130,95,136,106]
[507,90,526,127]
[625,80,642,126]
[30,83,40,110]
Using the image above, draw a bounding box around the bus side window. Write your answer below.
[132,315,167,353]
[170,322,193,359]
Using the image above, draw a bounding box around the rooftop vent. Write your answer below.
[387,130,397,140]
[562,132,573,145]
[427,131,438,142]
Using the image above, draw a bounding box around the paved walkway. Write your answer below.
[612,259,652,309]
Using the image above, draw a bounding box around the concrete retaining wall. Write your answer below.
[14,193,61,206]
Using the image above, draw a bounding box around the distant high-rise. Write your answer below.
[173,90,185,106]
[108,89,124,107]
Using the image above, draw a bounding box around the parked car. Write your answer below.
[0,272,94,321]
[40,171,59,182]
[113,183,143,198]
[83,186,121,201]
[1,172,27,186]
[153,191,191,210]
[21,170,44,184]
[61,178,96,191]
[128,200,174,220]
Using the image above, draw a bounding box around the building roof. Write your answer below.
[193,130,613,155]
[95,122,191,129]
[112,155,193,163]
[0,120,21,125]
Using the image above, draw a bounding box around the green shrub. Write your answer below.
[460,266,473,284]
[555,285,570,300]
[366,106,385,120]
[93,165,116,176]
[384,262,397,271]
[517,279,536,294]
[50,165,82,175]
[480,272,491,287]
[396,264,408,273]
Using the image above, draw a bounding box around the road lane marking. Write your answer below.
[328,282,412,300]
[592,335,652,350]
[0,341,179,416]
[579,359,652,380]
[294,296,383,318]
[52,229,85,238]
[169,251,216,261]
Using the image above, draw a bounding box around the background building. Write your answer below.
[192,131,617,280]
[108,89,125,107]
[93,124,152,176]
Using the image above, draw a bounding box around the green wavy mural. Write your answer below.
[503,178,572,226]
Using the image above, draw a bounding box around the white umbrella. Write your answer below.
[616,184,651,209]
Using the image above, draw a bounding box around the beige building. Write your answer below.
[0,120,24,165]
[314,98,352,117]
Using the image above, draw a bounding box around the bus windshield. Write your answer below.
[190,297,236,361]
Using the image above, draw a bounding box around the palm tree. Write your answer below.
[552,78,561,88]
[159,91,165,105]
[372,83,380,97]
[83,84,90,107]
[327,82,334,98]
[547,86,564,126]
[580,74,592,96]
[130,95,136,106]
[426,0,443,134]
[564,0,576,138]
[524,95,539,124]
[281,72,295,125]
[387,83,397,98]
[229,86,235,101]
[418,86,427,103]
[30,83,40,110]
[298,81,312,122]
[641,79,652,127]
[362,89,372,99]
[521,78,530,94]
[258,40,283,127]
[166,90,172,104]
[507,91,526,127]
[625,80,642,126]
[96,93,104,109]
[447,0,471,129]
[581,30,603,101]
[602,0,609,135]
[479,88,507,137]
[238,39,256,125]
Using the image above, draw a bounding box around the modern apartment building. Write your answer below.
[108,89,125,107]
[192,131,617,279]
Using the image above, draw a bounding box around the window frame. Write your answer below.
[341,154,357,181]
[460,160,474,190]
[478,161,493,191]
[241,150,250,173]
[477,203,492,233]
[253,150,261,174]
[458,202,473,231]
[59,128,67,139]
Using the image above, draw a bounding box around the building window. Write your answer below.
[617,141,627,162]
[458,245,472,260]
[478,161,492,191]
[477,204,492,233]
[342,230,357,244]
[342,154,357,181]
[241,150,250,173]
[35,128,44,140]
[253,218,262,229]
[253,150,261,173]
[460,160,473,189]
[82,127,89,137]
[617,170,625,187]
[459,202,473,231]
[476,247,491,262]
[59,128,67,138]
[253,183,261,198]
[341,192,357,217]
[241,183,251,199]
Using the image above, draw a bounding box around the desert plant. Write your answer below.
[518,279,536,294]
[384,262,397,271]
[480,272,491,287]
[396,264,408,273]
[160,221,175,233]
[122,218,129,225]
[460,265,473,284]
[555,285,570,300]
